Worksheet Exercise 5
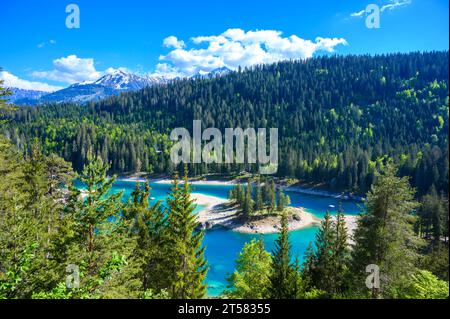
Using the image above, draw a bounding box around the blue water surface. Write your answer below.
[76,179,363,296]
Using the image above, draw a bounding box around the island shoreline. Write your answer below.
[190,193,357,237]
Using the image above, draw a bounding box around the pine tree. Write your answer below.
[255,179,264,212]
[310,211,336,294]
[277,188,290,212]
[416,187,447,243]
[0,72,14,125]
[0,137,39,298]
[65,156,126,296]
[242,179,253,219]
[166,166,207,298]
[236,184,244,206]
[333,203,350,294]
[122,181,170,297]
[350,164,420,298]
[268,180,276,214]
[269,211,295,298]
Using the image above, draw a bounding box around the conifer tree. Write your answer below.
[333,203,350,294]
[166,166,207,298]
[350,164,420,298]
[255,179,264,212]
[121,181,170,297]
[269,211,295,298]
[235,184,244,206]
[65,156,126,296]
[268,180,277,214]
[242,179,254,219]
[309,211,336,294]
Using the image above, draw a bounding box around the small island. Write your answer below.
[192,178,321,234]
[191,177,359,237]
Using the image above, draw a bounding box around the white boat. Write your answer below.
[328,204,336,208]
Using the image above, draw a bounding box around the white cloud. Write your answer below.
[37,39,57,49]
[159,28,347,76]
[350,0,411,18]
[0,71,63,92]
[350,10,365,17]
[31,55,101,84]
[381,0,411,12]
[163,36,185,49]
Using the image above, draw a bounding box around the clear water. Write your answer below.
[75,180,363,296]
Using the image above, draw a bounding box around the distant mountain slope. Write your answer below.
[9,88,47,105]
[192,67,232,79]
[11,68,231,106]
[93,70,170,90]
[5,52,448,196]
[38,83,118,104]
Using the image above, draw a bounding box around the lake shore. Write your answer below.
[115,177,360,236]
[117,176,364,201]
[191,193,359,235]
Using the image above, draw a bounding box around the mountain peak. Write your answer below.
[192,66,232,79]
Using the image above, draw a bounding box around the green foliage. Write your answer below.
[303,208,350,296]
[225,239,272,299]
[398,270,449,299]
[0,243,38,299]
[415,187,448,242]
[418,243,449,281]
[4,52,448,195]
[269,211,297,298]
[350,164,421,298]
[142,289,170,299]
[60,157,129,297]
[0,72,15,125]
[165,167,208,298]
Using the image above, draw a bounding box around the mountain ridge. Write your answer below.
[11,67,233,106]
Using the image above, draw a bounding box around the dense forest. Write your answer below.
[0,53,449,299]
[2,52,449,196]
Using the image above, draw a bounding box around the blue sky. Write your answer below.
[0,0,448,91]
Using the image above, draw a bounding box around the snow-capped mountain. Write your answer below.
[12,70,172,105]
[192,66,232,79]
[208,66,232,77]
[9,88,48,105]
[10,67,232,106]
[93,70,171,91]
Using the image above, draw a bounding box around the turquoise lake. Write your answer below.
[76,180,363,296]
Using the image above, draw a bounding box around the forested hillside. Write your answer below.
[2,51,449,195]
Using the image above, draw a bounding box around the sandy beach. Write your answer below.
[92,178,360,237]
[158,179,238,186]
[191,192,359,238]
[117,176,364,202]
[192,193,322,234]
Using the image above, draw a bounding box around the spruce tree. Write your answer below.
[269,211,295,298]
[310,210,336,295]
[242,179,254,219]
[121,181,170,297]
[166,166,207,298]
[65,156,126,296]
[268,180,277,214]
[333,203,350,294]
[255,179,264,212]
[350,164,420,298]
